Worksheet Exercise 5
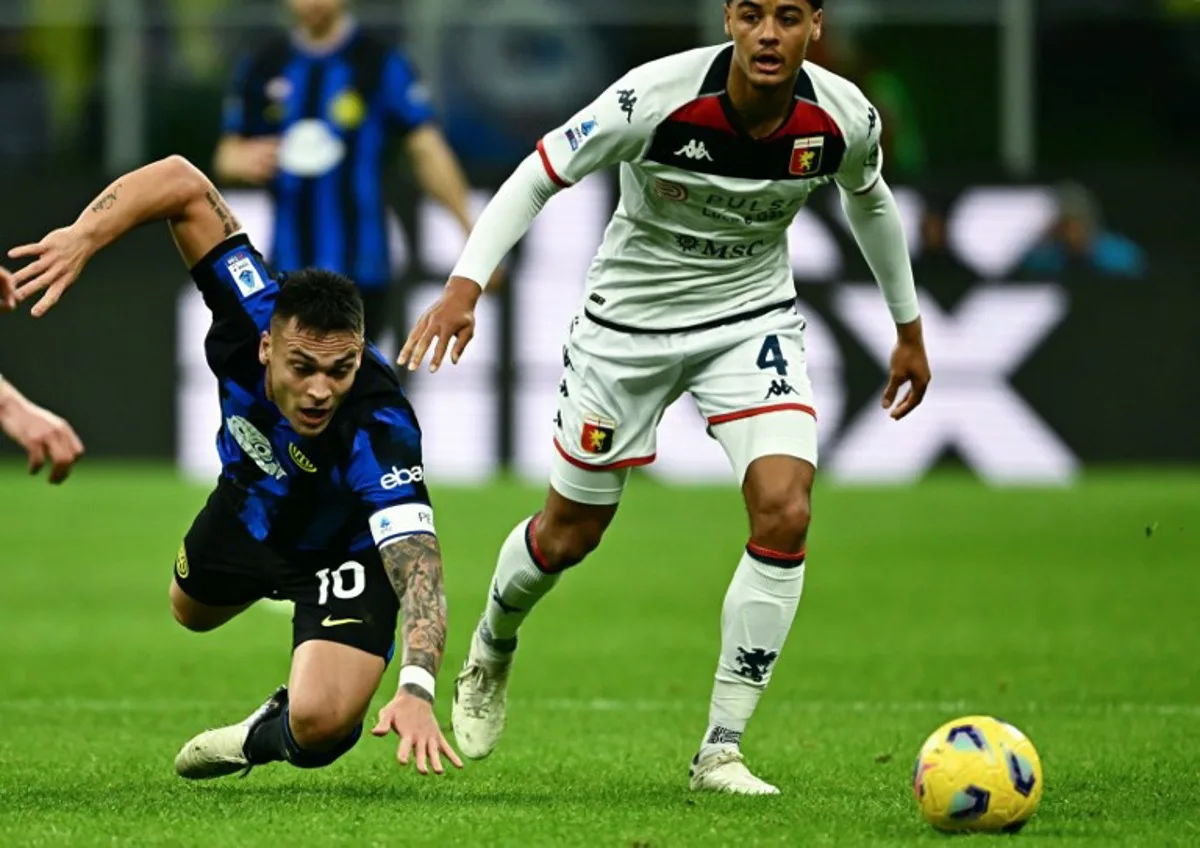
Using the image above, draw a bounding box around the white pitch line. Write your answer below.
[0,698,1198,717]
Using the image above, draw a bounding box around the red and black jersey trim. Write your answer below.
[645,46,846,181]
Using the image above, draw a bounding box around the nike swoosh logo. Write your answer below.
[321,616,363,627]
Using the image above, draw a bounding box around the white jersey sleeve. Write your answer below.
[536,73,656,186]
[833,89,884,195]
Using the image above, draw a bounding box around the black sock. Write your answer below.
[244,705,362,769]
[244,712,289,765]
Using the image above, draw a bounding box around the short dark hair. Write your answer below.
[271,268,364,336]
[725,0,825,7]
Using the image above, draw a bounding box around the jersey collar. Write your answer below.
[704,43,819,143]
[290,16,360,58]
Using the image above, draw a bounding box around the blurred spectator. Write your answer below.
[216,0,484,344]
[0,27,50,170]
[1018,182,1147,280]
[911,192,975,287]
[24,0,96,150]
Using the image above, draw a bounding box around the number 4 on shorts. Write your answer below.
[756,334,789,376]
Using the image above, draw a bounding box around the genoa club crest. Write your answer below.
[580,415,616,455]
[789,136,825,176]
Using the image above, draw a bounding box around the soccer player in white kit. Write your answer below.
[401,0,931,794]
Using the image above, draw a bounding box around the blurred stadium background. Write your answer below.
[1,2,1198,845]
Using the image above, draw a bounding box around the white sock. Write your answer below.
[477,515,560,663]
[700,545,806,758]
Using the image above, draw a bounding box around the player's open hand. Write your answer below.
[882,321,931,421]
[0,391,85,484]
[0,266,17,312]
[371,691,463,776]
[398,276,481,373]
[7,226,94,318]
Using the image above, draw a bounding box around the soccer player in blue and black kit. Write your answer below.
[214,0,483,342]
[6,155,462,779]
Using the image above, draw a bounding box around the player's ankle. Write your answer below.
[475,622,517,667]
[698,724,744,758]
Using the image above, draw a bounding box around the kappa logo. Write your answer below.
[380,464,425,490]
[765,379,797,399]
[226,415,286,480]
[616,88,637,123]
[675,139,713,162]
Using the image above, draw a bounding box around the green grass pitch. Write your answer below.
[1,465,1198,846]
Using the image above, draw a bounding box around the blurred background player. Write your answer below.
[0,267,85,484]
[214,0,483,345]
[6,155,460,780]
[402,0,930,795]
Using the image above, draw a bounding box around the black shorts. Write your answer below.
[174,485,398,660]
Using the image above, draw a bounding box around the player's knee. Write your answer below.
[287,702,362,753]
[749,493,811,554]
[534,501,613,570]
[537,523,604,570]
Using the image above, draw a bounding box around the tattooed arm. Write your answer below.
[6,156,243,315]
[371,530,462,773]
[380,534,448,703]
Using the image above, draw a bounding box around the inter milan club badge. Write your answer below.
[790,136,825,176]
[580,415,616,455]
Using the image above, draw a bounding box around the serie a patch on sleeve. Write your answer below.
[369,503,437,547]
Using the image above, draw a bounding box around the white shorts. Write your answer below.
[549,305,819,505]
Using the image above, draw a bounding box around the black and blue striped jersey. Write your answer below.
[189,234,433,555]
[222,25,436,289]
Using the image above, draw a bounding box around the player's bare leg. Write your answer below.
[690,453,813,796]
[453,486,619,759]
[175,640,384,779]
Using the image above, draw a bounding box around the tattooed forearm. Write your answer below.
[381,534,447,678]
[90,182,123,214]
[204,189,241,237]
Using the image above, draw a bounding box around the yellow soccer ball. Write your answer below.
[912,715,1043,833]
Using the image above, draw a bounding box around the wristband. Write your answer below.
[399,665,436,701]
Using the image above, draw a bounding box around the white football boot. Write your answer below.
[688,750,781,795]
[174,685,287,779]
[451,627,513,759]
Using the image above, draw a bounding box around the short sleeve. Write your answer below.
[222,55,257,136]
[189,234,279,334]
[536,73,654,187]
[383,50,437,133]
[835,99,884,195]
[344,405,436,548]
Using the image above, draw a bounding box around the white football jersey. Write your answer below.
[538,43,883,331]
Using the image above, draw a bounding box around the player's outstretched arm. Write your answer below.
[370,534,463,775]
[399,153,561,372]
[6,156,241,317]
[0,375,85,484]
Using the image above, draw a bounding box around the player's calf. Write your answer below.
[695,456,813,772]
[453,490,617,759]
[532,489,618,571]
